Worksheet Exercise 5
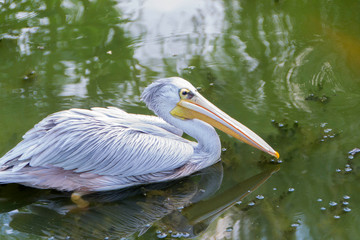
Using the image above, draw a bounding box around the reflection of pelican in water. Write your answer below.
[0,77,279,192]
[6,164,279,239]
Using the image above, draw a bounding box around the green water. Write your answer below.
[1,0,360,239]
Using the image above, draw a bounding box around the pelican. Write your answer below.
[0,77,279,192]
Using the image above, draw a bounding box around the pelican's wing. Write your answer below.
[0,107,194,177]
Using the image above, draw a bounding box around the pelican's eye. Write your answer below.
[179,88,194,99]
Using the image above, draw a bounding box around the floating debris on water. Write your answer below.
[222,148,227,152]
[157,232,167,238]
[343,195,350,200]
[348,148,360,156]
[335,168,341,173]
[171,232,181,238]
[182,233,190,238]
[248,201,255,206]
[23,70,37,81]
[236,201,242,205]
[317,198,323,202]
[324,128,332,133]
[273,188,277,191]
[305,93,330,103]
[256,195,265,200]
[342,201,349,205]
[344,167,352,172]
[288,187,295,192]
[334,215,341,219]
[329,201,338,206]
[320,207,326,211]
[343,207,351,212]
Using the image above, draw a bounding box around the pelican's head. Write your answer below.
[141,77,279,159]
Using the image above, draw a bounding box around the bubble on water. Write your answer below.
[157,232,167,238]
[343,195,350,200]
[236,201,242,205]
[329,201,338,206]
[171,232,181,238]
[342,201,349,205]
[226,227,233,232]
[256,195,264,200]
[335,168,341,172]
[182,232,190,238]
[222,148,227,152]
[324,128,332,133]
[344,167,352,172]
[320,123,328,128]
[343,207,351,212]
[348,155,354,160]
[320,207,326,211]
[288,188,295,192]
[334,215,340,219]
[317,198,323,202]
[248,201,255,206]
[273,188,277,191]
[156,230,162,234]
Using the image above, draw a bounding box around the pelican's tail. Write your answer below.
[0,169,31,184]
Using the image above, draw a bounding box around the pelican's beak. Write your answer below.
[170,93,279,159]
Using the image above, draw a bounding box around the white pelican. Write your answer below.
[0,77,279,192]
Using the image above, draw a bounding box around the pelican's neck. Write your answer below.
[160,110,222,167]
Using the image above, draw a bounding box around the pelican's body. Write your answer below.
[0,77,278,192]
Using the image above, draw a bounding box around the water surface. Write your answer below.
[1,0,360,239]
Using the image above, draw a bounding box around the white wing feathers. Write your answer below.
[0,107,194,177]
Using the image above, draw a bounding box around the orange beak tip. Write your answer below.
[274,151,280,159]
